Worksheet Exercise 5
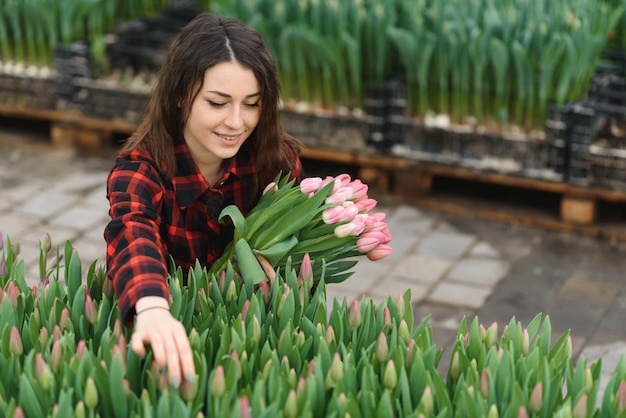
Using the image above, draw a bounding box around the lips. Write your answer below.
[216,133,241,141]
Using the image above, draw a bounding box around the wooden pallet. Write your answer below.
[393,163,626,240]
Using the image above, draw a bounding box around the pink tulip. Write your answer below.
[365,212,387,225]
[326,187,353,204]
[298,253,313,284]
[339,202,359,222]
[322,206,345,224]
[357,235,380,253]
[85,294,97,324]
[355,198,377,213]
[335,173,352,187]
[6,281,19,307]
[262,182,278,195]
[617,381,626,413]
[334,221,365,238]
[348,179,368,200]
[9,326,23,356]
[300,177,323,194]
[348,299,361,327]
[366,244,393,261]
[0,259,6,277]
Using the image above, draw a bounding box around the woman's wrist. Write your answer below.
[135,296,170,315]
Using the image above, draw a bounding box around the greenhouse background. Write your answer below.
[0,0,626,190]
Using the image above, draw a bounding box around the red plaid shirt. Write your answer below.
[105,138,302,324]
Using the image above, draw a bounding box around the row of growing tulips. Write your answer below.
[0,0,171,74]
[209,0,624,132]
[2,236,626,415]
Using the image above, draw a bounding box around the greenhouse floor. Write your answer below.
[1,118,626,398]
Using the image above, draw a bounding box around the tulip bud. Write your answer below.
[84,377,98,409]
[50,340,63,371]
[250,315,261,342]
[325,325,336,344]
[396,294,405,319]
[529,381,542,413]
[398,319,410,344]
[383,360,398,389]
[298,253,313,285]
[218,271,226,292]
[240,396,252,418]
[405,339,415,367]
[74,401,86,418]
[617,381,626,413]
[35,352,53,390]
[85,294,97,324]
[376,332,389,362]
[330,353,344,381]
[382,306,392,329]
[7,281,19,308]
[76,340,86,359]
[348,299,361,327]
[102,277,114,299]
[517,406,529,418]
[262,358,273,380]
[59,307,71,332]
[14,241,20,255]
[573,393,587,418]
[0,259,7,277]
[420,386,433,415]
[284,389,298,418]
[300,177,323,194]
[258,280,270,305]
[304,361,314,379]
[296,378,306,402]
[366,244,393,261]
[450,351,460,380]
[480,369,490,398]
[210,365,226,397]
[225,280,237,303]
[39,326,49,347]
[262,181,278,195]
[522,329,529,355]
[40,232,52,254]
[566,335,573,359]
[112,319,122,339]
[52,324,63,341]
[13,407,24,418]
[9,326,23,356]
[485,322,498,348]
[487,405,499,418]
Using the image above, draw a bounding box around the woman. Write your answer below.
[104,13,303,388]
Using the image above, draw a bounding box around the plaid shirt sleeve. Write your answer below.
[104,156,170,326]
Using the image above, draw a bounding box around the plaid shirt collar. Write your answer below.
[171,137,254,209]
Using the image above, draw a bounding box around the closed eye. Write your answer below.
[208,101,225,108]
[244,102,260,108]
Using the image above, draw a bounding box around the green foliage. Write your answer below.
[1,232,626,417]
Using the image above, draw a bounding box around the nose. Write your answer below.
[224,105,244,130]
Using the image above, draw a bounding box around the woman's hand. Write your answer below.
[131,296,195,388]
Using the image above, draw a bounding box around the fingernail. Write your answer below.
[171,378,180,388]
[186,373,195,383]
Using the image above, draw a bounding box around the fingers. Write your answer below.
[132,313,196,388]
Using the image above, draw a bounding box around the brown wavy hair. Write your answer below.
[122,12,302,192]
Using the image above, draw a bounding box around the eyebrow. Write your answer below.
[207,90,261,99]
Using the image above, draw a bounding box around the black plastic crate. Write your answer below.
[566,101,626,190]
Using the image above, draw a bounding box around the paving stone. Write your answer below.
[49,204,109,231]
[383,233,421,262]
[339,260,393,293]
[469,241,500,257]
[557,275,623,305]
[428,282,493,309]
[18,189,81,219]
[389,253,453,284]
[446,257,510,287]
[83,224,107,242]
[417,231,476,259]
[4,179,48,204]
[0,213,42,241]
[53,170,109,195]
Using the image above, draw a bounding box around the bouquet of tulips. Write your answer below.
[208,172,392,287]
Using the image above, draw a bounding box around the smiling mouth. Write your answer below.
[216,133,240,141]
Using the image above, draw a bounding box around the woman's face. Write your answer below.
[183,61,261,170]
